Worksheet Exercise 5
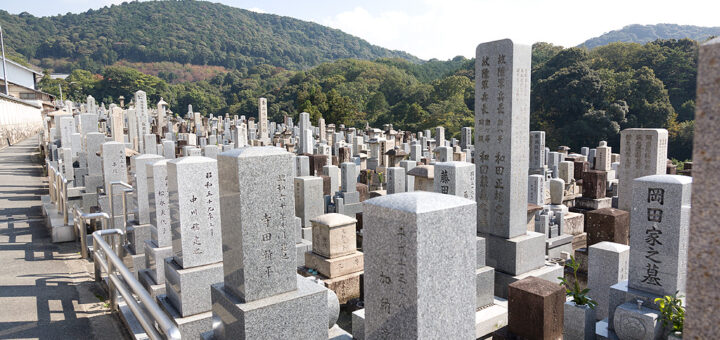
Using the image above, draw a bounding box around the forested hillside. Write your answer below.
[37,39,698,160]
[0,1,418,72]
[581,24,720,49]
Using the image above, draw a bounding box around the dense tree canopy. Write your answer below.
[38,39,697,160]
[0,1,418,73]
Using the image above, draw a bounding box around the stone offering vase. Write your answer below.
[563,299,596,340]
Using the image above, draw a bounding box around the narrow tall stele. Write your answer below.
[474,39,561,298]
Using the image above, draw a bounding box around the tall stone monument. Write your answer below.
[474,39,561,297]
[361,192,476,339]
[685,36,720,337]
[617,128,668,211]
[211,147,334,339]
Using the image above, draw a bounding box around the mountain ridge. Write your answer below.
[0,1,421,73]
[580,23,720,49]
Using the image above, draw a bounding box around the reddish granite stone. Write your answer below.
[507,276,564,340]
[586,208,629,246]
[582,170,606,199]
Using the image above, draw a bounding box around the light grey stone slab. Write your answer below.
[685,37,720,338]
[528,174,544,205]
[148,159,171,247]
[163,140,175,159]
[294,176,323,228]
[101,141,128,194]
[434,161,475,200]
[529,131,546,169]
[386,167,405,194]
[475,39,531,239]
[588,241,630,321]
[134,154,163,225]
[363,191,476,339]
[484,232,545,276]
[211,276,327,339]
[144,240,173,285]
[564,300,596,340]
[217,147,297,302]
[617,129,668,211]
[399,160,416,192]
[340,162,357,193]
[295,155,310,176]
[323,165,340,195]
[165,259,223,317]
[167,156,223,268]
[629,174,691,296]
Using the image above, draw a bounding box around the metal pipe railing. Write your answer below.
[73,208,109,259]
[92,229,180,340]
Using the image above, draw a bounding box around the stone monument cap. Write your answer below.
[407,165,434,179]
[509,276,561,297]
[364,191,474,214]
[310,213,357,228]
[220,145,288,158]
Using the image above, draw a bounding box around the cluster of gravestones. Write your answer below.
[38,38,720,339]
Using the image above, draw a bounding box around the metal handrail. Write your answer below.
[73,208,109,259]
[92,229,181,340]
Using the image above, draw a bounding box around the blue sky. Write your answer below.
[3,0,719,60]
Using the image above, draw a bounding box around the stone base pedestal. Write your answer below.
[211,275,327,339]
[158,294,213,340]
[564,211,585,235]
[321,271,362,304]
[476,266,495,309]
[143,240,172,284]
[606,280,663,331]
[484,231,545,275]
[304,251,364,277]
[352,300,510,340]
[594,318,619,340]
[575,197,612,210]
[165,259,223,317]
[295,239,312,267]
[494,263,563,298]
[122,244,146,278]
[546,234,573,259]
[572,232,587,251]
[126,223,151,254]
[475,298,509,339]
[138,268,166,298]
[42,203,75,243]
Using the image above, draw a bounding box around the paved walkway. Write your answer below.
[0,137,126,339]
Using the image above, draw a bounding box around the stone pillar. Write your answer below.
[500,277,564,340]
[258,97,270,144]
[294,176,323,228]
[474,39,559,298]
[588,241,629,321]
[386,167,405,194]
[617,128,668,211]
[212,147,331,339]
[362,192,476,338]
[139,159,173,297]
[434,161,475,200]
[159,156,223,339]
[685,37,720,337]
[460,126,472,150]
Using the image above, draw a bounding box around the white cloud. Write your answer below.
[322,0,720,60]
[248,7,266,13]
